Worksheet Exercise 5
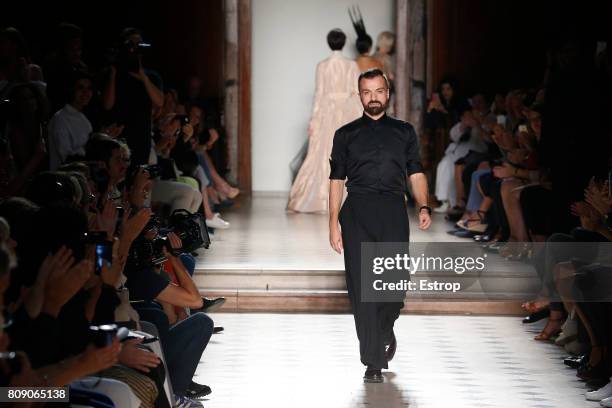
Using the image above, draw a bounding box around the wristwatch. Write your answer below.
[419,205,432,215]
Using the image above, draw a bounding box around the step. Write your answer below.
[199,289,525,315]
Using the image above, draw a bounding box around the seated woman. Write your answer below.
[434,109,488,214]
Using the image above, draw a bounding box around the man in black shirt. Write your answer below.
[328,69,431,383]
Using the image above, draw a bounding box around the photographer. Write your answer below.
[124,213,214,401]
[102,28,163,166]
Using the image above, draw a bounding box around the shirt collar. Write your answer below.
[362,112,388,126]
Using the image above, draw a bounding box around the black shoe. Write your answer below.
[384,333,397,362]
[522,308,550,324]
[213,326,224,334]
[185,380,211,399]
[363,367,383,383]
[564,354,586,369]
[453,229,476,238]
[192,297,226,313]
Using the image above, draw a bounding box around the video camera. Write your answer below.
[128,209,210,269]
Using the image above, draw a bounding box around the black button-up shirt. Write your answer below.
[329,113,423,195]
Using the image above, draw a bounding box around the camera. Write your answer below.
[128,209,210,269]
[106,41,152,73]
[89,324,118,348]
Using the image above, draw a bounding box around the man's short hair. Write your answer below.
[358,68,389,90]
[327,29,346,51]
[356,34,373,54]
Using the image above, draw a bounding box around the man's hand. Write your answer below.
[78,338,121,374]
[118,338,160,373]
[418,210,432,230]
[329,223,343,254]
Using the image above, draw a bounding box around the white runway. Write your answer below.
[196,313,597,408]
[189,193,594,407]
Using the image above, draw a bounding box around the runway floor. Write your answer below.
[190,193,595,407]
[196,313,597,408]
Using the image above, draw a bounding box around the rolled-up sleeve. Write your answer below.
[329,129,348,180]
[405,125,424,176]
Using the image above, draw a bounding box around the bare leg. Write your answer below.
[501,179,529,242]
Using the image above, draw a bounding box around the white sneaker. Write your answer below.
[433,201,449,213]
[206,213,230,229]
[601,395,612,407]
[586,380,612,401]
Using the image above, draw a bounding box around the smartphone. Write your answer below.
[496,115,507,126]
[518,124,528,133]
[85,231,112,275]
[95,242,113,275]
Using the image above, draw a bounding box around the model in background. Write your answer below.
[287,29,362,213]
[349,6,383,73]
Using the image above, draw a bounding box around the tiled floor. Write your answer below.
[195,313,598,408]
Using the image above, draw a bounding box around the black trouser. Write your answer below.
[339,192,410,370]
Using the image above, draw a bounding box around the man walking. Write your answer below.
[328,69,431,383]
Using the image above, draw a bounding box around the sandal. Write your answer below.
[534,316,564,341]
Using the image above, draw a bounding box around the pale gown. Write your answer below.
[287,51,363,213]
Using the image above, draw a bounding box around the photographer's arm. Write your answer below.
[35,339,121,386]
[142,74,164,109]
[131,65,163,108]
[155,253,202,309]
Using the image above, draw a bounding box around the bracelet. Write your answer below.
[419,205,432,215]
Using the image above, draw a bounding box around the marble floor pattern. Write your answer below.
[194,313,599,408]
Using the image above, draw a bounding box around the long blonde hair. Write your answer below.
[376,31,395,54]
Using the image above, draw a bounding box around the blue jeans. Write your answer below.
[197,152,213,187]
[466,168,491,212]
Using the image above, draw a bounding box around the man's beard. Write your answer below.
[364,101,387,115]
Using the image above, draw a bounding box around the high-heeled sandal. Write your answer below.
[534,316,564,341]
